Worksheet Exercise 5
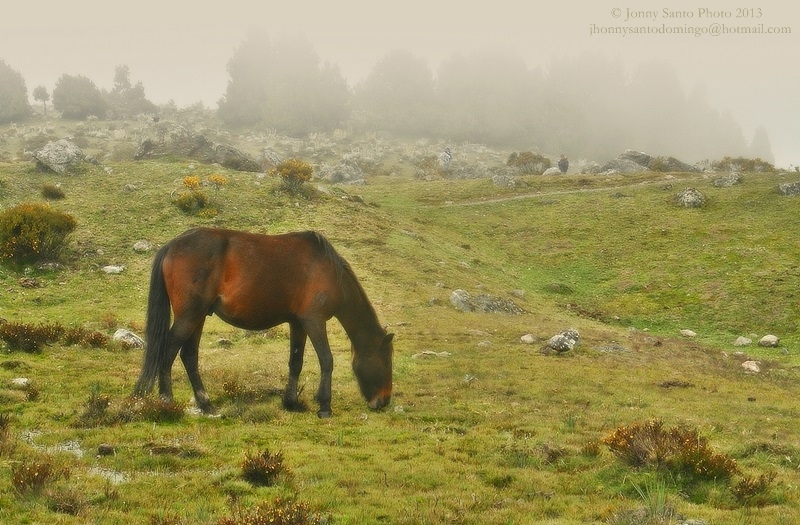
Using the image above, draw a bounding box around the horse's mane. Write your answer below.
[308,231,379,319]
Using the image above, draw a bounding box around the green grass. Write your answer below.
[1,122,799,523]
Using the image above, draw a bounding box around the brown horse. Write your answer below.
[133,227,394,417]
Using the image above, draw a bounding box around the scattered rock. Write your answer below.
[10,377,30,388]
[133,240,152,253]
[113,329,145,349]
[98,444,116,456]
[741,360,761,373]
[711,172,741,187]
[102,265,125,274]
[33,139,84,174]
[541,328,580,355]
[520,334,537,344]
[758,334,779,347]
[542,167,562,176]
[680,329,697,338]
[412,350,452,359]
[675,188,706,208]
[449,289,524,314]
[778,181,800,196]
[733,336,752,347]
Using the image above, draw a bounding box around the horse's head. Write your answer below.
[352,333,394,410]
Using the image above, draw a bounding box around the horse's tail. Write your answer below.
[133,244,172,396]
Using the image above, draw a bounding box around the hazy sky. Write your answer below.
[2,0,798,166]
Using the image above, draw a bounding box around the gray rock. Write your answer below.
[758,334,779,347]
[33,139,84,174]
[113,329,144,348]
[676,188,706,208]
[778,181,800,196]
[712,172,742,187]
[542,167,562,176]
[733,336,752,347]
[541,328,580,354]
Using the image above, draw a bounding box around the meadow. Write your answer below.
[0,122,799,524]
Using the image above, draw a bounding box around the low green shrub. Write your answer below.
[241,449,288,487]
[41,183,66,200]
[216,498,322,525]
[603,419,739,481]
[0,203,76,265]
[507,151,551,174]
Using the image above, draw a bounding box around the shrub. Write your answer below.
[711,156,775,173]
[507,151,551,174]
[216,498,323,525]
[730,472,776,507]
[241,449,288,487]
[173,190,210,214]
[0,321,63,353]
[0,203,77,265]
[41,183,66,200]
[270,158,313,194]
[11,456,66,493]
[603,419,739,481]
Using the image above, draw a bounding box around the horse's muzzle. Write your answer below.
[368,392,391,410]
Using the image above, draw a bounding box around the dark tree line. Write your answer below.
[1,35,772,163]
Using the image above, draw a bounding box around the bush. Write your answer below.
[0,321,63,353]
[270,158,313,194]
[0,203,77,265]
[603,419,739,481]
[41,183,66,200]
[216,498,323,525]
[241,449,288,487]
[711,156,775,173]
[11,456,67,493]
[507,151,551,174]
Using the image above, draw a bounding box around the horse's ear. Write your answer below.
[384,333,394,344]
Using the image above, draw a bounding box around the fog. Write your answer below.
[2,0,798,166]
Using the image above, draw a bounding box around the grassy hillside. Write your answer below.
[1,123,799,524]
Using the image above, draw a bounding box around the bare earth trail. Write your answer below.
[441,172,710,207]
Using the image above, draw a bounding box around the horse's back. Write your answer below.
[162,228,344,328]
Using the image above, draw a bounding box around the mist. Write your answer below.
[1,0,798,166]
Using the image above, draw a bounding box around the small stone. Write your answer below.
[98,444,116,456]
[520,334,536,344]
[758,334,779,347]
[741,361,760,373]
[733,336,752,347]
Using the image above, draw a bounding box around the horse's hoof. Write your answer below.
[317,410,332,419]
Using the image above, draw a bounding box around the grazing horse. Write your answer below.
[133,227,394,417]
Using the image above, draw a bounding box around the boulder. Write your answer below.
[113,329,145,349]
[778,181,800,196]
[676,188,706,208]
[135,121,260,172]
[541,328,580,354]
[542,167,562,176]
[33,139,84,174]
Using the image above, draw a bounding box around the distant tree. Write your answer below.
[33,85,50,116]
[749,125,774,164]
[435,50,538,146]
[354,49,436,137]
[105,64,157,118]
[52,74,107,119]
[218,29,350,134]
[0,59,32,123]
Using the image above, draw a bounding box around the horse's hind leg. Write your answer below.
[156,314,205,407]
[179,318,214,413]
[283,321,307,411]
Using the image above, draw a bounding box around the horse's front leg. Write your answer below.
[305,321,334,418]
[283,321,307,411]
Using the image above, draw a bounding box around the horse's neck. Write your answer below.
[335,283,384,345]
